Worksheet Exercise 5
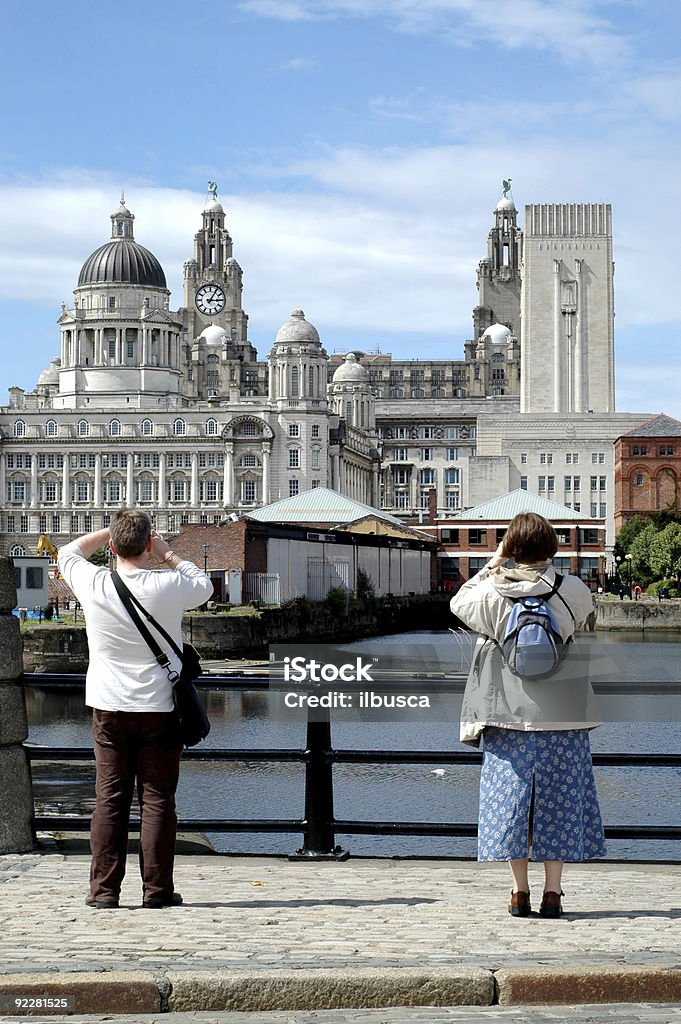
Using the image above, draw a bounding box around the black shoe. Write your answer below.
[142,891,183,908]
[508,890,531,917]
[85,895,119,909]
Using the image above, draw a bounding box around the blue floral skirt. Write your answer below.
[478,727,607,862]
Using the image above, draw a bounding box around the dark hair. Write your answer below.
[502,512,558,563]
[110,510,152,558]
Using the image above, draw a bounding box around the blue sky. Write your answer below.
[1,0,680,415]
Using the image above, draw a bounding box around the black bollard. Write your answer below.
[290,705,348,860]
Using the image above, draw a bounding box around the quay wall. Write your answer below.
[595,597,681,631]
[21,594,453,672]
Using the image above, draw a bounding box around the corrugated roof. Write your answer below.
[621,414,681,438]
[245,487,406,526]
[449,489,591,522]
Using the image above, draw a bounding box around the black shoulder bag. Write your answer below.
[111,571,210,748]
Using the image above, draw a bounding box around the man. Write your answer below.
[57,511,213,909]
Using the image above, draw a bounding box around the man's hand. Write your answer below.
[150,529,172,562]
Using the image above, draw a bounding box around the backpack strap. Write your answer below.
[537,572,576,625]
[111,571,183,680]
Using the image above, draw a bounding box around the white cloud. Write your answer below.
[238,0,633,69]
[280,57,319,71]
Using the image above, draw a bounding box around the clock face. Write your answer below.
[195,283,226,315]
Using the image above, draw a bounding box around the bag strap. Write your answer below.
[537,572,576,625]
[111,571,182,678]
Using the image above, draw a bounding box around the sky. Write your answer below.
[1,0,680,416]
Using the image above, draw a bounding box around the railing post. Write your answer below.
[290,706,348,860]
[0,558,35,853]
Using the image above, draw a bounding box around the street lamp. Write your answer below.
[625,552,633,596]
[202,543,210,575]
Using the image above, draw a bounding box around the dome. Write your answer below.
[332,352,369,384]
[496,196,516,212]
[37,356,61,386]
[274,309,321,347]
[78,239,167,288]
[199,324,228,346]
[482,323,512,344]
[204,199,224,214]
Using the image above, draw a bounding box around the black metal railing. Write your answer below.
[22,672,681,858]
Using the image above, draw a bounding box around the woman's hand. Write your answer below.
[486,540,508,570]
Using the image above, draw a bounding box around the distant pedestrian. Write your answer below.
[450,512,605,919]
[58,511,212,910]
[633,584,642,600]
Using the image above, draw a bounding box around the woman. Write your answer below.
[450,512,606,918]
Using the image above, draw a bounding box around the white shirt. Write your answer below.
[58,541,214,712]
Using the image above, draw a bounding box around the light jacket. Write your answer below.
[450,563,601,746]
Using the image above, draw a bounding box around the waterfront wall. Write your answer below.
[0,558,34,853]
[595,597,681,631]
[22,594,453,671]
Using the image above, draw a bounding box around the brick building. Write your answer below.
[614,415,681,533]
[417,489,606,592]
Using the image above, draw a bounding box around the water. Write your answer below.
[25,630,681,861]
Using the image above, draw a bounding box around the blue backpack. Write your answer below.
[500,574,575,679]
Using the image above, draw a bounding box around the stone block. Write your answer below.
[0,559,17,615]
[0,615,22,681]
[0,684,28,745]
[496,964,681,1005]
[0,972,160,1015]
[0,746,34,854]
[168,967,495,1012]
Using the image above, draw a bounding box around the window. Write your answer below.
[539,453,553,464]
[431,389,445,398]
[173,418,186,436]
[7,516,15,532]
[440,528,460,543]
[632,445,648,456]
[44,482,57,502]
[75,480,89,502]
[311,425,320,439]
[556,531,569,545]
[140,418,153,436]
[446,447,458,460]
[243,480,256,502]
[108,339,116,358]
[13,420,26,438]
[288,424,300,437]
[11,481,26,502]
[127,339,134,358]
[520,476,527,490]
[105,480,121,502]
[420,468,436,484]
[389,388,404,399]
[311,479,320,489]
[496,528,507,544]
[635,473,644,486]
[109,419,121,437]
[290,366,299,398]
[538,476,546,491]
[421,426,436,439]
[45,419,58,437]
[25,565,44,590]
[395,448,408,461]
[139,480,154,502]
[411,388,424,398]
[566,453,579,464]
[77,419,89,437]
[172,479,187,502]
[52,514,60,532]
[205,418,218,436]
[289,479,299,497]
[420,448,433,461]
[419,488,432,509]
[600,503,606,517]
[242,422,257,436]
[520,453,527,464]
[241,454,258,467]
[565,475,580,491]
[108,296,116,310]
[289,449,300,469]
[394,491,409,509]
[311,449,321,471]
[468,557,487,575]
[547,476,555,492]
[469,529,487,545]
[591,452,605,463]
[660,446,674,456]
[579,529,599,545]
[445,468,460,485]
[202,480,218,502]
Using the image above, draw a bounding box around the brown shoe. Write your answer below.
[508,890,531,917]
[539,890,564,918]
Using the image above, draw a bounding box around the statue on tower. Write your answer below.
[208,181,218,200]
[502,178,512,198]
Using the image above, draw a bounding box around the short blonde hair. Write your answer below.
[110,510,152,558]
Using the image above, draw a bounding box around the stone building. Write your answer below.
[0,183,652,570]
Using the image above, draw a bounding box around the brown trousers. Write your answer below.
[90,709,182,902]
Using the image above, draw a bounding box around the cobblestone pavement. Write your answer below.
[1,853,680,1015]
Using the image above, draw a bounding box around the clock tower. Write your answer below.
[180,186,253,359]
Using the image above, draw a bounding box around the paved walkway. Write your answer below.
[1,851,680,1016]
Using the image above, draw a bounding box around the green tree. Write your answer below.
[648,523,681,582]
[616,515,650,554]
[629,523,657,584]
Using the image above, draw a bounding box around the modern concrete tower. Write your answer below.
[520,203,615,414]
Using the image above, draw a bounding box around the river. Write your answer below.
[25,630,681,862]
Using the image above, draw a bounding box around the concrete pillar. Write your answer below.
[0,558,34,853]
